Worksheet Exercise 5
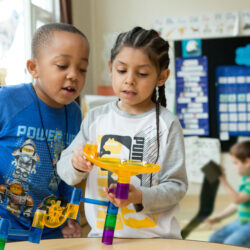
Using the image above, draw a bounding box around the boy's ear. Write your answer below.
[246,157,250,168]
[108,60,112,79]
[157,69,170,87]
[26,59,38,78]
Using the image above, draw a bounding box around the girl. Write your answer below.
[57,27,188,239]
[206,140,250,247]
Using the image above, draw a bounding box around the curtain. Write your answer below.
[60,0,72,24]
[60,0,81,105]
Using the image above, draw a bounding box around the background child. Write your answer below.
[57,26,188,239]
[0,23,89,240]
[205,140,250,247]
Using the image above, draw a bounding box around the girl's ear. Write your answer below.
[26,59,38,78]
[108,60,112,79]
[157,69,170,87]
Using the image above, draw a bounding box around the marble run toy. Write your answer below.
[83,144,161,200]
[0,143,161,249]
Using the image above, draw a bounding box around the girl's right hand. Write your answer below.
[72,145,93,173]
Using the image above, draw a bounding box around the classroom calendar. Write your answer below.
[216,66,250,136]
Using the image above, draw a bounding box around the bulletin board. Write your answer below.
[216,66,250,136]
[175,57,209,136]
[174,36,250,151]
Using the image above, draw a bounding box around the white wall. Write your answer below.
[72,0,250,94]
[72,0,247,194]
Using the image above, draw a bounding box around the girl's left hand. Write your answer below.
[62,219,82,238]
[104,183,142,208]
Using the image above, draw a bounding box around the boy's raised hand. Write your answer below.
[104,183,142,208]
[72,145,93,173]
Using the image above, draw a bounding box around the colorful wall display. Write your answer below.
[216,66,250,137]
[153,11,250,41]
[175,57,209,136]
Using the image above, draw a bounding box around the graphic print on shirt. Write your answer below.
[48,129,67,193]
[16,125,73,193]
[0,139,38,217]
[96,124,163,230]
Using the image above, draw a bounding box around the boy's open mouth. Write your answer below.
[62,87,76,93]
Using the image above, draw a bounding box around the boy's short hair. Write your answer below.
[32,22,88,59]
[230,140,250,162]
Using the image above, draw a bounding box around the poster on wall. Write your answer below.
[175,56,209,136]
[152,11,241,40]
[240,11,250,35]
[216,66,250,138]
[184,137,221,183]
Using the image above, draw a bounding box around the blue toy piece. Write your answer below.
[0,187,113,250]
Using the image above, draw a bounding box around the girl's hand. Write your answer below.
[104,183,142,208]
[72,145,93,172]
[62,219,82,238]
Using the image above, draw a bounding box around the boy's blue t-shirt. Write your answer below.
[0,83,82,240]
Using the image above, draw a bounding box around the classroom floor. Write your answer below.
[176,194,236,242]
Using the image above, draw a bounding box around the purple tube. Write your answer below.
[102,229,115,245]
[116,183,129,200]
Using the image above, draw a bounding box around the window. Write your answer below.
[0,0,59,85]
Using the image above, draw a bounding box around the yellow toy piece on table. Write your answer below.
[32,201,79,229]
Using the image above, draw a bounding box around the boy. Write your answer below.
[0,23,89,240]
[206,140,250,247]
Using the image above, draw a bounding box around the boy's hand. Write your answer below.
[219,167,227,182]
[104,184,142,208]
[72,145,93,172]
[204,216,221,225]
[62,219,82,238]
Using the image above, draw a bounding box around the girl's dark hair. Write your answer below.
[32,22,88,58]
[230,141,250,162]
[110,27,170,183]
[110,27,169,104]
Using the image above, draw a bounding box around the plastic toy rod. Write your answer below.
[0,239,5,250]
[8,229,30,237]
[81,197,109,207]
[102,189,118,245]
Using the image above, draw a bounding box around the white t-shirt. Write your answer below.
[57,101,188,239]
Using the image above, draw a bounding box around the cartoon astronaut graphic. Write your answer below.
[0,139,39,217]
[0,179,34,217]
[12,139,39,181]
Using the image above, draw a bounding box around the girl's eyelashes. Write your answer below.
[117,69,126,74]
[116,68,149,77]
[56,64,68,69]
[138,73,148,77]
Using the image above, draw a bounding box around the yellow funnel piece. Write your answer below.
[83,144,161,183]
